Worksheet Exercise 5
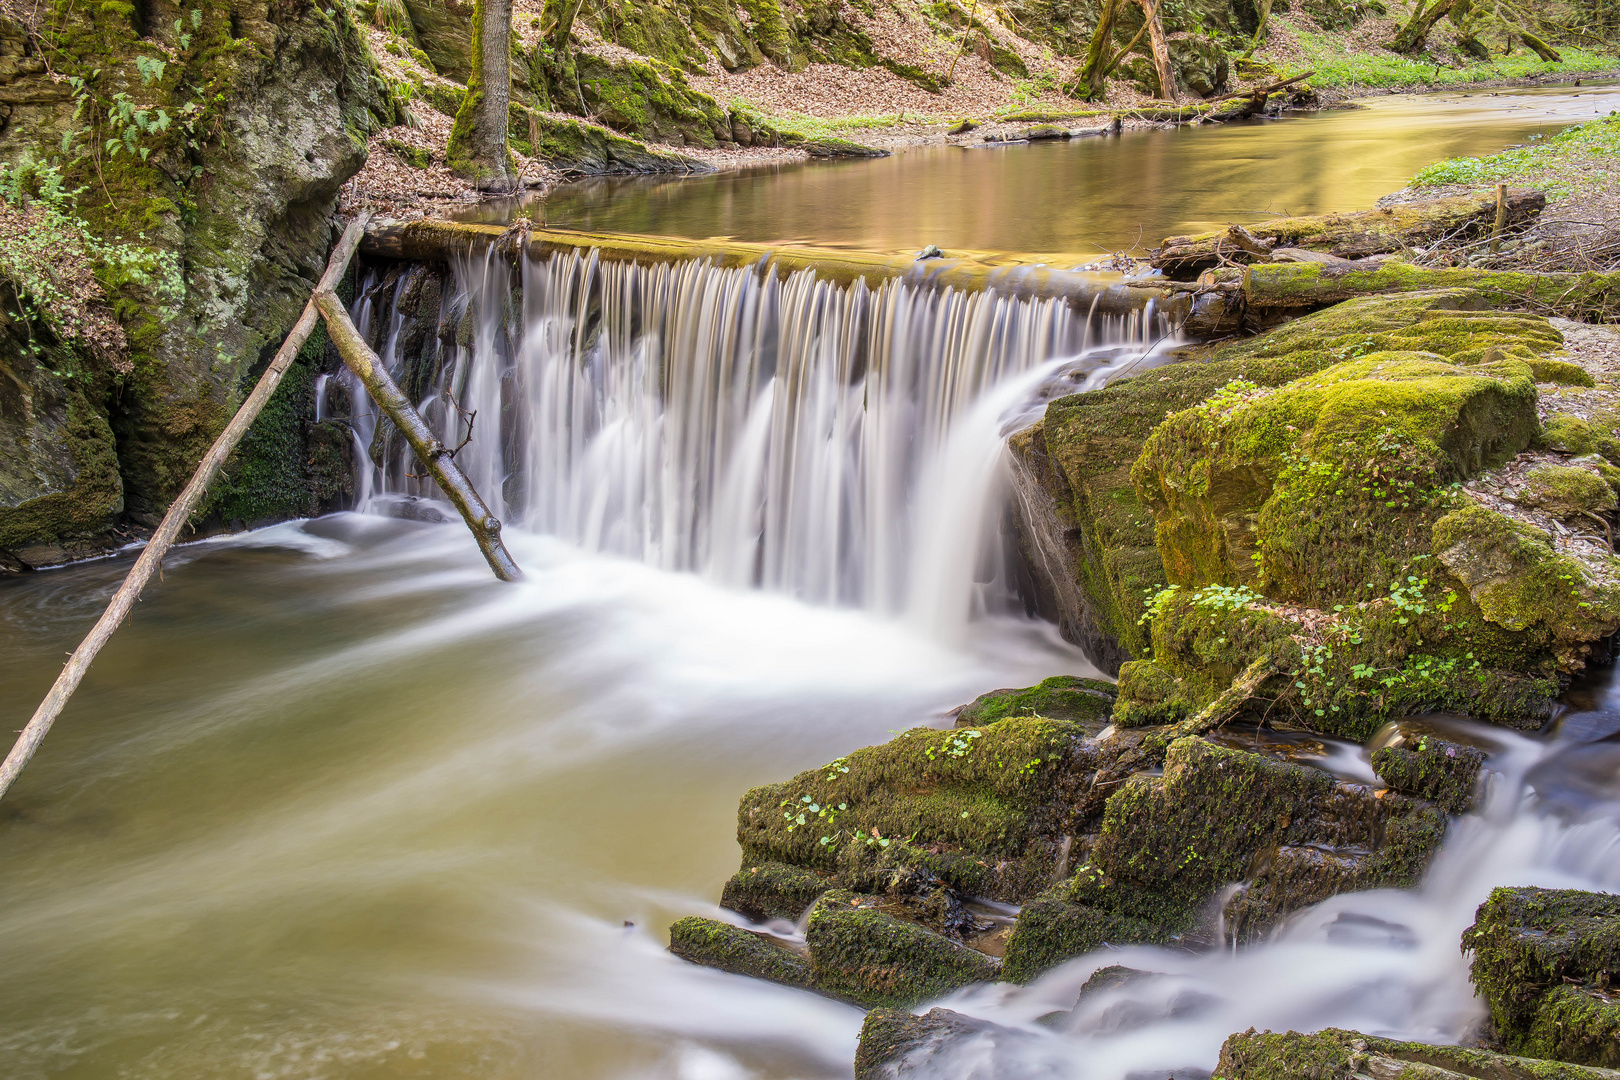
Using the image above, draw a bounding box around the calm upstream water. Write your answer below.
[3,84,1620,1079]
[479,83,1620,255]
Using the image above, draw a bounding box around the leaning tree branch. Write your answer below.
[314,292,523,583]
[0,216,371,805]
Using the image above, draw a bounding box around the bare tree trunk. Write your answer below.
[1142,0,1177,99]
[447,0,517,191]
[0,216,370,805]
[314,293,524,583]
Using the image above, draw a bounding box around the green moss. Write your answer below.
[209,361,318,526]
[380,137,433,168]
[0,379,123,551]
[1529,358,1597,387]
[736,717,1087,899]
[1000,895,1167,983]
[668,915,817,989]
[805,889,999,1007]
[1370,734,1483,814]
[1218,1026,1620,1079]
[720,861,831,923]
[1517,463,1617,517]
[1112,660,1194,727]
[953,675,1116,729]
[1463,886,1620,1067]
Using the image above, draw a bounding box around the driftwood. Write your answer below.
[315,291,523,583]
[1152,188,1547,278]
[1206,71,1316,121]
[0,218,371,804]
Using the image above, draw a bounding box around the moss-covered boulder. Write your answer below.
[1463,887,1620,1067]
[720,861,831,923]
[1370,732,1484,814]
[855,1007,1026,1080]
[1543,414,1620,464]
[736,716,1091,902]
[668,916,817,990]
[952,675,1116,730]
[1002,735,1447,980]
[1516,464,1619,519]
[1217,1026,1620,1079]
[805,890,1000,1008]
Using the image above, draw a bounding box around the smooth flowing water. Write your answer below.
[4,85,1620,1080]
[476,83,1620,256]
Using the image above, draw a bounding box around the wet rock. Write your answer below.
[1004,736,1448,979]
[806,890,1001,1008]
[668,916,816,990]
[953,675,1117,730]
[1168,35,1230,98]
[721,861,830,923]
[1218,1026,1620,1079]
[1463,886,1620,1067]
[856,1007,1040,1080]
[1371,732,1485,814]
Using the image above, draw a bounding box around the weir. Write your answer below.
[342,226,1186,637]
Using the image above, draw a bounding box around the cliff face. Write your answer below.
[0,0,393,566]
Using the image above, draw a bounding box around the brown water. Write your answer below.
[483,83,1620,256]
[6,85,1620,1080]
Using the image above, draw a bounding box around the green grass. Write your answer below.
[1291,30,1615,89]
[758,112,919,138]
[1411,112,1620,196]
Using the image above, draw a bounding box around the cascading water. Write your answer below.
[339,249,1180,637]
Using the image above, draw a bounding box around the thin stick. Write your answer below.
[946,0,981,83]
[314,292,524,583]
[1491,182,1508,254]
[0,214,370,805]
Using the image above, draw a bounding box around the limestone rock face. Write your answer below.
[0,0,391,561]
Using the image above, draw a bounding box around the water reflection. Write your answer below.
[468,84,1620,256]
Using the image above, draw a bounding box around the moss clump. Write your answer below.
[209,361,319,527]
[1112,660,1193,727]
[1516,463,1618,518]
[736,717,1088,901]
[1529,358,1597,387]
[720,861,830,923]
[805,890,999,1008]
[1462,887,1620,1067]
[380,137,433,168]
[1000,896,1167,984]
[1370,733,1484,814]
[1542,413,1620,464]
[953,675,1116,729]
[668,916,816,989]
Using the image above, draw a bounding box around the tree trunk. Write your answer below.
[1075,0,1123,100]
[1243,0,1273,57]
[1391,0,1456,52]
[314,292,524,583]
[544,0,587,50]
[0,216,371,805]
[1519,27,1563,59]
[1142,0,1177,99]
[447,0,517,191]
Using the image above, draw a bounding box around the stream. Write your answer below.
[3,84,1620,1080]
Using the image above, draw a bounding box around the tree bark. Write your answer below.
[313,292,524,583]
[1518,27,1563,59]
[1243,0,1273,57]
[0,215,370,805]
[447,0,517,191]
[1142,0,1177,99]
[1075,0,1124,100]
[544,0,587,50]
[1391,0,1457,52]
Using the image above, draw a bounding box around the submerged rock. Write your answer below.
[1463,887,1620,1067]
[855,1007,1042,1080]
[1218,1026,1620,1079]
[1371,732,1485,814]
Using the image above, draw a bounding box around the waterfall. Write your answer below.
[342,249,1180,636]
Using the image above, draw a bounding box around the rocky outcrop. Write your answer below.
[0,0,394,564]
[1463,887,1620,1067]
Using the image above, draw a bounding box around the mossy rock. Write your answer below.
[1217,1026,1620,1079]
[1530,357,1597,386]
[805,890,1000,1008]
[1000,895,1167,983]
[1112,659,1193,727]
[855,1007,1026,1080]
[720,861,830,923]
[736,717,1090,901]
[668,916,816,989]
[1370,733,1484,814]
[952,675,1116,729]
[1543,413,1620,464]
[514,107,708,174]
[1516,463,1618,518]
[1434,503,1620,647]
[1462,886,1620,1067]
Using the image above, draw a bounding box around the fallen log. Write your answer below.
[1243,261,1620,321]
[0,217,371,804]
[1152,188,1546,278]
[314,291,523,583]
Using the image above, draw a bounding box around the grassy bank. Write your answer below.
[1414,112,1620,198]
